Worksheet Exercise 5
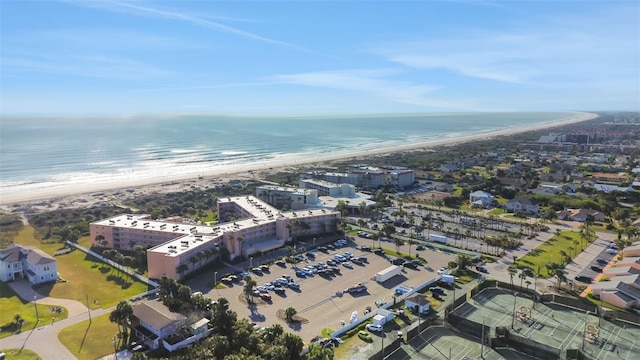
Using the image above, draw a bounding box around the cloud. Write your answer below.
[269,69,493,111]
[379,5,639,87]
[2,51,174,80]
[69,0,309,52]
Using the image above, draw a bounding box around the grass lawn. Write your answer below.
[513,231,584,278]
[488,208,505,215]
[58,313,119,360]
[0,282,68,339]
[11,226,150,309]
[452,269,480,284]
[0,348,42,360]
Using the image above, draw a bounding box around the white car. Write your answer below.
[366,324,383,332]
[606,248,618,255]
[437,267,448,275]
[343,262,353,268]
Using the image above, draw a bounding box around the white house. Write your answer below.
[405,294,430,314]
[131,300,209,352]
[469,191,494,208]
[505,197,540,214]
[0,244,57,285]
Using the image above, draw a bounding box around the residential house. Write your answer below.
[604,266,640,278]
[590,274,640,309]
[505,197,540,214]
[592,184,633,193]
[556,209,606,222]
[592,172,628,184]
[616,257,640,271]
[131,300,209,352]
[0,244,57,285]
[469,191,494,208]
[439,164,459,173]
[405,294,430,314]
[623,243,640,258]
[497,177,527,189]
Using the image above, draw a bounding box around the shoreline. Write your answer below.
[0,112,598,208]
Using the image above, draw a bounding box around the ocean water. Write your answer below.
[0,112,578,196]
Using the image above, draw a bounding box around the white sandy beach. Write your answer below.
[0,112,598,211]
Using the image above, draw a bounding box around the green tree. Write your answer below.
[109,300,133,341]
[243,275,257,303]
[285,306,297,322]
[455,254,473,271]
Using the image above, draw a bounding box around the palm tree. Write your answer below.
[14,314,24,331]
[243,275,257,303]
[109,300,133,340]
[285,306,297,322]
[456,254,472,271]
[407,240,416,257]
[525,280,532,291]
[554,269,566,287]
[358,201,367,218]
[508,268,516,286]
[394,238,404,253]
[519,272,526,288]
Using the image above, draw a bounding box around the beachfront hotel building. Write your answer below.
[255,185,319,210]
[90,196,339,280]
[301,165,415,189]
[299,179,356,197]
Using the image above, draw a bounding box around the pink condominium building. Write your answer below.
[90,196,340,280]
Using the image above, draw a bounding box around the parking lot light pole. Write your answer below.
[511,292,519,329]
[214,272,217,288]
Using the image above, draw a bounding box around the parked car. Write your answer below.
[476,266,488,273]
[260,293,272,301]
[429,286,445,294]
[288,282,300,289]
[131,343,149,352]
[590,266,603,273]
[358,330,372,342]
[415,245,425,251]
[437,267,448,275]
[366,324,383,333]
[360,245,371,252]
[391,258,406,265]
[403,261,418,269]
[273,287,286,293]
[606,248,618,255]
[327,259,337,266]
[318,246,328,253]
[343,262,353,268]
[522,268,534,277]
[276,260,286,267]
[575,275,593,283]
[596,258,609,265]
[295,270,307,277]
[374,248,385,255]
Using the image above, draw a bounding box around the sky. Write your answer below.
[1,0,639,115]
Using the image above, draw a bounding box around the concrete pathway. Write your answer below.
[8,279,89,317]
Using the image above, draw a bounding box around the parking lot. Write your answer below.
[206,236,457,342]
[454,288,640,360]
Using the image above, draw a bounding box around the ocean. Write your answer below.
[0,112,580,198]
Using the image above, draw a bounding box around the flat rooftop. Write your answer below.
[94,214,215,235]
[148,233,222,257]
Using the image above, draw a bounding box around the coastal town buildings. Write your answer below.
[301,165,415,189]
[255,185,318,210]
[131,299,209,352]
[0,244,57,285]
[90,196,339,280]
